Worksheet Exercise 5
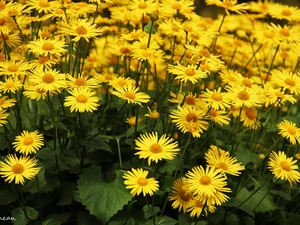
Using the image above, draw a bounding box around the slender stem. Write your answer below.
[264,44,280,84]
[116,138,122,168]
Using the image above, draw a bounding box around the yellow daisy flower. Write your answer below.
[111,84,150,107]
[168,64,208,84]
[240,107,260,130]
[0,96,16,110]
[263,85,296,107]
[159,0,195,18]
[145,106,160,119]
[271,69,300,95]
[209,109,230,126]
[0,109,9,126]
[135,132,180,165]
[29,56,60,70]
[169,177,192,213]
[13,130,44,155]
[0,60,29,77]
[268,151,300,186]
[0,77,23,94]
[268,4,300,21]
[0,32,22,49]
[186,197,216,217]
[200,87,230,110]
[108,76,136,89]
[27,38,67,57]
[67,75,100,89]
[127,0,158,18]
[64,87,100,113]
[205,0,249,15]
[27,0,60,14]
[23,85,50,101]
[125,116,143,126]
[205,145,245,177]
[277,120,300,145]
[205,186,231,206]
[123,168,159,196]
[0,154,40,185]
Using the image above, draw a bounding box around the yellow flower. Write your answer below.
[268,151,300,186]
[125,116,142,126]
[27,0,60,14]
[0,109,9,126]
[200,87,230,110]
[169,177,192,213]
[240,107,261,130]
[168,64,208,84]
[127,0,158,19]
[0,60,29,77]
[67,75,100,89]
[123,168,159,196]
[0,77,23,94]
[277,119,300,145]
[0,96,16,110]
[205,145,245,177]
[27,38,67,57]
[23,85,50,101]
[13,130,44,155]
[0,154,40,185]
[271,69,300,95]
[186,197,216,217]
[159,0,195,18]
[0,33,22,49]
[268,4,300,21]
[205,0,249,15]
[145,106,160,119]
[64,87,100,113]
[209,109,230,126]
[135,132,180,165]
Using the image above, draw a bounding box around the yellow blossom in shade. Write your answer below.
[0,77,23,94]
[186,197,216,217]
[263,85,296,107]
[58,18,102,42]
[145,107,159,119]
[277,120,300,145]
[0,16,16,33]
[29,56,60,70]
[259,154,265,160]
[123,168,159,196]
[159,0,195,18]
[205,145,245,177]
[135,132,180,165]
[205,0,249,15]
[209,109,230,126]
[268,151,300,186]
[240,107,260,129]
[0,96,16,110]
[125,116,142,126]
[13,130,44,155]
[27,0,60,14]
[170,106,209,138]
[271,70,300,95]
[186,165,227,197]
[23,85,50,101]
[29,68,66,92]
[64,87,100,113]
[0,60,29,77]
[295,153,300,160]
[268,4,300,21]
[168,64,208,84]
[169,177,192,213]
[200,87,230,110]
[0,32,22,49]
[0,155,40,185]
[67,75,100,89]
[159,18,186,39]
[219,69,243,85]
[27,38,67,57]
[108,76,136,89]
[0,109,9,126]
[111,84,150,107]
[204,186,231,206]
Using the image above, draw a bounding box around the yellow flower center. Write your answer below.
[210,109,217,117]
[105,75,113,81]
[211,93,222,101]
[0,2,5,9]
[280,161,291,171]
[0,99,4,105]
[142,51,151,57]
[200,63,210,70]
[138,2,147,9]
[281,9,292,17]
[137,177,148,186]
[0,18,5,25]
[245,109,256,120]
[195,200,203,208]
[179,189,191,201]
[223,0,233,7]
[185,96,196,105]
[234,39,242,47]
[11,163,25,174]
[39,1,50,7]
[8,9,19,17]
[76,94,88,103]
[75,26,88,35]
[186,113,198,122]
[37,88,45,94]
[217,162,228,170]
[243,79,252,88]
[8,65,18,72]
[264,31,275,39]
[42,73,55,84]
[285,77,295,86]
[124,91,136,100]
[190,33,199,40]
[200,175,211,185]
[23,136,34,145]
[287,126,296,135]
[200,49,210,58]
[55,9,64,14]
[87,56,97,62]
[140,43,147,50]
[172,25,180,32]
[117,80,127,87]
[0,33,8,40]
[120,47,130,54]
[74,78,87,86]
[275,91,284,99]
[38,56,49,64]
[149,143,162,153]
[4,80,14,89]
[279,28,290,37]
[185,68,196,76]
[172,2,182,10]
[41,31,51,39]
[131,32,140,39]
[281,51,289,59]
[237,90,250,101]
[42,42,55,51]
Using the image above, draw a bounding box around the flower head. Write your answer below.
[277,120,300,145]
[13,130,44,155]
[169,177,192,213]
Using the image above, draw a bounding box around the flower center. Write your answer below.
[185,96,196,105]
[217,162,228,170]
[0,18,5,25]
[172,25,180,32]
[140,43,147,50]
[264,31,275,39]
[285,77,295,86]
[137,177,148,186]
[38,56,49,64]
[287,126,296,135]
[0,2,5,9]
[42,73,55,83]
[87,56,97,62]
[185,68,196,76]
[190,33,199,40]
[5,80,14,88]
[149,143,162,153]
[8,65,18,72]
[199,175,211,185]
[275,91,284,99]
[237,90,250,101]
[142,51,151,57]
[120,47,130,54]
[280,161,291,171]
[37,88,45,94]
[74,78,87,86]
[195,200,203,208]
[0,33,8,40]
[117,80,127,87]
[23,137,34,145]
[76,94,88,103]
[186,113,198,122]
[75,26,88,35]
[281,9,292,16]
[11,163,25,174]
[138,2,147,9]
[211,93,222,101]
[234,39,242,47]
[0,99,4,105]
[42,42,55,51]
[279,28,290,37]
[124,91,136,100]
[179,189,191,201]
[245,109,256,120]
[39,1,50,7]
[172,2,182,10]
[200,49,210,58]
[210,109,217,117]
[243,79,252,88]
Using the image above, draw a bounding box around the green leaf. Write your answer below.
[223,199,255,218]
[80,138,112,153]
[235,150,258,165]
[144,21,156,34]
[57,182,77,206]
[77,166,132,224]
[270,190,291,201]
[0,186,17,205]
[77,211,101,225]
[42,213,71,225]
[286,213,300,225]
[12,207,39,225]
[145,216,178,225]
[143,205,160,219]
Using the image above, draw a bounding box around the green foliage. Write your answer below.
[42,213,72,225]
[12,207,39,225]
[77,166,132,224]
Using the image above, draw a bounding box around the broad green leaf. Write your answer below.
[57,182,77,206]
[42,212,71,225]
[0,186,17,205]
[159,153,182,175]
[143,205,160,219]
[80,138,112,153]
[270,190,291,201]
[145,216,178,225]
[77,166,132,224]
[12,207,39,225]
[223,199,255,218]
[235,150,258,165]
